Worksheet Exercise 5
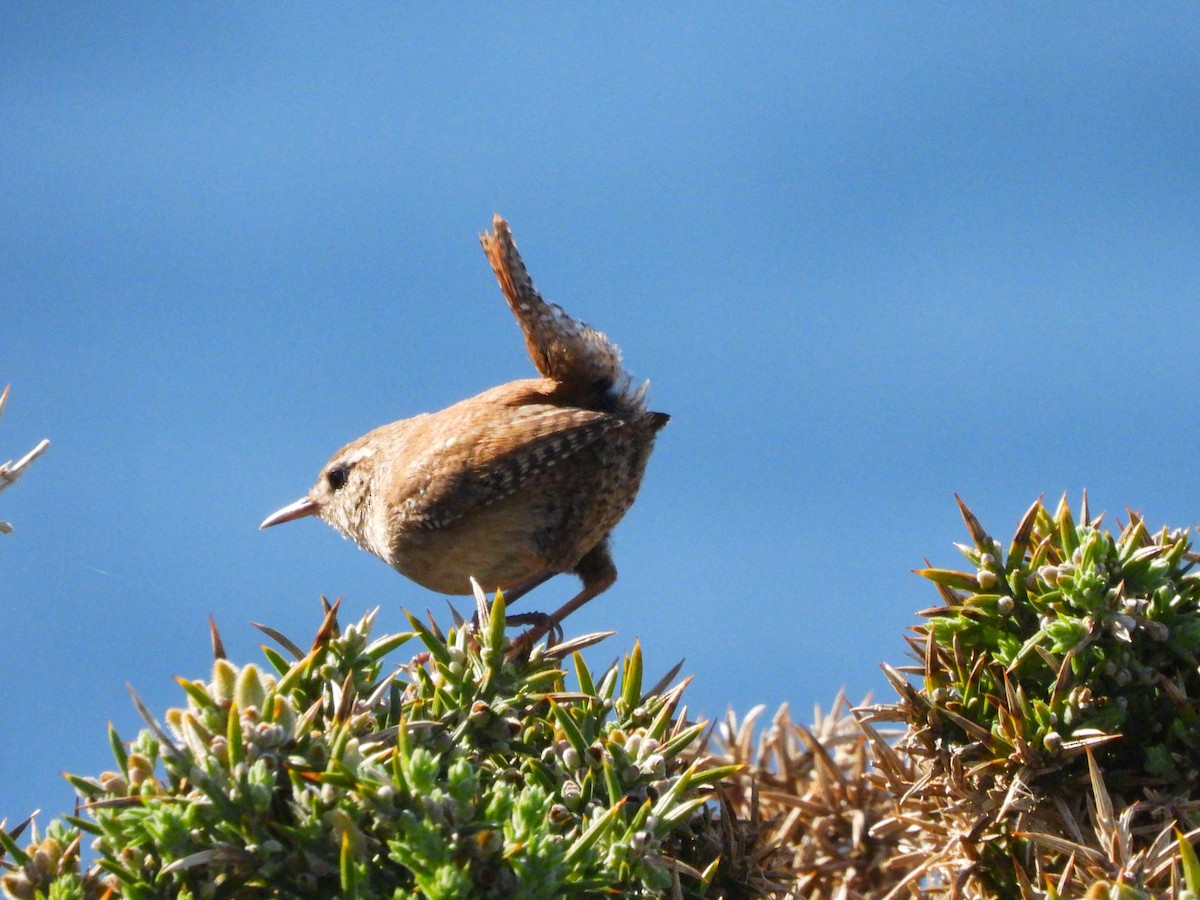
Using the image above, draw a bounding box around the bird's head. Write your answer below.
[260,438,383,550]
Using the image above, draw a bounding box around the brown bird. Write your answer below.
[261,216,668,634]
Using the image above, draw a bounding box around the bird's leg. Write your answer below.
[509,539,617,653]
[499,569,558,607]
[468,569,557,635]
[551,540,617,625]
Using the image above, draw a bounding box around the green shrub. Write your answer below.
[861,495,1200,895]
[2,589,733,899]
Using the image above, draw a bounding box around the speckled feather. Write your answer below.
[381,387,621,533]
[481,216,627,398]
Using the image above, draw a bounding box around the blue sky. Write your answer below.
[3,6,1198,824]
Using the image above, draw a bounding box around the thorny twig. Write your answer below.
[0,384,50,533]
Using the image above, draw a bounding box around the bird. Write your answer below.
[260,215,668,636]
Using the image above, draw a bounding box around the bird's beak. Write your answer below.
[259,496,319,529]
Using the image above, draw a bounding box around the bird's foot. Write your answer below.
[510,610,562,643]
[504,611,565,661]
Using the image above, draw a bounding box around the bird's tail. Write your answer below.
[481,215,626,394]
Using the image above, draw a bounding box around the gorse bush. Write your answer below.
[858,495,1200,897]
[1,589,735,899]
[921,494,1200,786]
[6,495,1200,899]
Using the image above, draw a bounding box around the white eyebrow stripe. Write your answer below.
[341,446,377,465]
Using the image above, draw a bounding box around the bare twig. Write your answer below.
[0,384,50,533]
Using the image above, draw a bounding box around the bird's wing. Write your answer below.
[403,403,620,531]
[480,216,625,392]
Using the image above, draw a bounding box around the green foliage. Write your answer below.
[0,819,91,900]
[917,495,1200,791]
[5,590,728,899]
[886,495,1200,894]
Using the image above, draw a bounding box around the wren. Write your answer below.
[261,216,668,634]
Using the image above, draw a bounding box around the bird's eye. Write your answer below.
[326,466,349,491]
